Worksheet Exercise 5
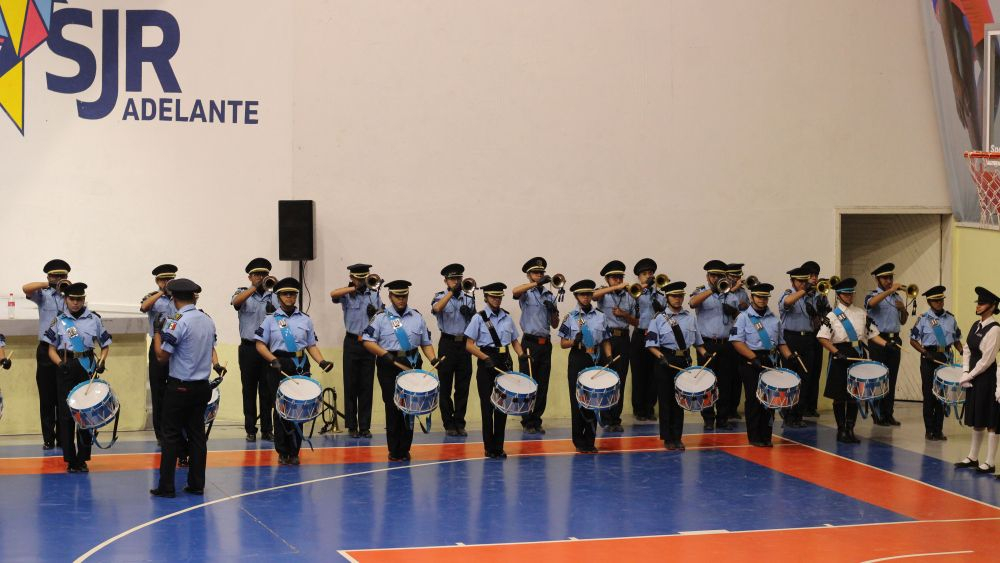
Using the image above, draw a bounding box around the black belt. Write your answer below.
[609,328,629,337]
[346,332,361,341]
[440,332,465,342]
[750,349,772,356]
[274,350,305,358]
[704,337,729,344]
[658,348,688,357]
[525,335,550,345]
[924,345,949,353]
[784,330,812,337]
[241,339,256,346]
[385,349,417,360]
[880,332,899,339]
[167,376,208,385]
[480,345,509,354]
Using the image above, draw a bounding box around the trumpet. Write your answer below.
[815,275,841,295]
[654,273,671,290]
[262,276,278,291]
[896,283,919,299]
[550,273,566,290]
[56,279,72,293]
[462,278,477,292]
[713,278,731,294]
[744,275,759,289]
[366,273,383,290]
[628,283,644,299]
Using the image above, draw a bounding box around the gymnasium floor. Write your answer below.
[1,403,998,562]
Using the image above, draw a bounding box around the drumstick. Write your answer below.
[526,348,534,379]
[795,354,809,374]
[280,370,304,385]
[600,355,621,369]
[424,356,446,374]
[701,352,718,370]
[393,361,412,371]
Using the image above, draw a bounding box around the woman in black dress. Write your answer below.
[954,287,1000,474]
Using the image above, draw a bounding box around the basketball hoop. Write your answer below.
[964,151,1000,226]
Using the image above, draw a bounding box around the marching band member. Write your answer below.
[729,283,793,447]
[865,263,908,426]
[431,264,476,437]
[800,260,828,418]
[512,257,559,434]
[0,334,10,369]
[646,281,705,451]
[630,258,665,422]
[232,258,280,443]
[464,283,525,459]
[256,278,333,466]
[954,287,1000,474]
[777,267,815,428]
[22,259,71,450]
[690,260,737,430]
[140,264,179,447]
[724,263,751,420]
[331,264,384,439]
[908,286,962,441]
[150,279,221,497]
[559,280,613,454]
[363,280,439,462]
[817,278,887,444]
[44,283,111,473]
[593,260,638,432]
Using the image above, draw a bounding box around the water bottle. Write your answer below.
[7,292,14,319]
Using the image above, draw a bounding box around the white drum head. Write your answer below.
[760,369,799,388]
[278,377,322,400]
[848,362,889,380]
[209,388,221,404]
[578,368,619,390]
[675,368,715,393]
[496,373,538,394]
[68,381,111,409]
[397,370,438,393]
[935,366,963,384]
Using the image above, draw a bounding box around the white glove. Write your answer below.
[960,372,973,389]
[995,386,1000,402]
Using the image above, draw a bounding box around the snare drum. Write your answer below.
[756,368,801,409]
[673,366,718,412]
[67,379,120,430]
[575,367,620,410]
[491,371,538,416]
[932,365,965,407]
[204,388,221,425]
[0,386,4,421]
[846,361,889,402]
[276,375,323,422]
[394,369,440,415]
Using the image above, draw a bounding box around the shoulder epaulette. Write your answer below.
[143,291,158,300]
[173,312,183,320]
[501,308,509,315]
[91,311,102,318]
[198,309,212,318]
[234,287,248,294]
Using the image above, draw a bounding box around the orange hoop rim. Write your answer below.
[964,151,1000,159]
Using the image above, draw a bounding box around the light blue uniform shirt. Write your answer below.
[518,286,556,337]
[28,287,65,340]
[865,289,903,333]
[431,290,476,336]
[255,308,319,353]
[43,309,112,351]
[160,304,217,381]
[779,289,813,332]
[363,306,433,351]
[464,307,520,347]
[910,310,961,347]
[691,286,734,339]
[334,288,384,335]
[597,289,636,331]
[557,306,611,345]
[142,292,178,337]
[636,288,666,330]
[645,309,703,349]
[232,288,280,341]
[730,307,785,350]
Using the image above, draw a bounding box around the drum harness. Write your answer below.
[388,310,433,433]
[832,306,881,421]
[575,310,610,430]
[748,311,784,426]
[60,315,119,450]
[928,314,963,421]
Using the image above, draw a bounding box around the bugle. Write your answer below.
[628,283,644,299]
[654,273,671,290]
[550,273,566,291]
[262,276,278,291]
[462,278,477,292]
[366,273,383,290]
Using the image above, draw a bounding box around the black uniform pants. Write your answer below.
[870,334,902,421]
[921,352,948,435]
[739,352,775,444]
[568,348,601,450]
[805,336,824,412]
[238,340,273,435]
[148,342,169,440]
[343,334,375,432]
[782,331,816,423]
[376,355,419,458]
[629,329,657,418]
[437,336,472,431]
[832,400,860,431]
[655,354,688,443]
[56,361,91,465]
[603,332,631,426]
[519,337,552,429]
[158,378,210,492]
[36,341,59,445]
[478,350,512,454]
[699,339,737,423]
[267,357,310,457]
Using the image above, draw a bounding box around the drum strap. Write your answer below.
[666,314,687,350]
[576,311,599,363]
[387,311,419,367]
[749,315,774,351]
[275,314,306,372]
[59,316,95,374]
[89,410,120,450]
[833,307,862,355]
[929,317,953,363]
[479,310,504,348]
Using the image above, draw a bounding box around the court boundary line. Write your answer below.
[860,551,975,563]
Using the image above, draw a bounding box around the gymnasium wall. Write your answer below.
[952,225,1000,333]
[0,1,953,428]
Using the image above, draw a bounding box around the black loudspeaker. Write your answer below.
[278,200,315,261]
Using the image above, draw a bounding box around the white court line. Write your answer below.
[861,551,974,562]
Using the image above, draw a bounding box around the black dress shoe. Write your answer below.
[955,458,979,468]
[149,488,176,498]
[458,428,468,437]
[888,417,901,426]
[402,453,412,461]
[873,419,891,427]
[845,431,861,444]
[246,433,257,442]
[536,426,546,434]
[277,455,290,465]
[716,421,735,430]
[803,410,820,418]
[349,430,360,438]
[446,429,459,437]
[484,451,496,459]
[925,432,936,440]
[976,464,996,474]
[67,464,79,473]
[183,486,204,495]
[663,441,676,451]
[388,454,403,461]
[523,426,538,435]
[290,456,300,466]
[836,430,850,443]
[936,433,948,441]
[361,430,373,438]
[177,457,190,467]
[43,441,55,450]
[703,421,715,431]
[675,441,685,451]
[77,462,89,473]
[261,432,274,442]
